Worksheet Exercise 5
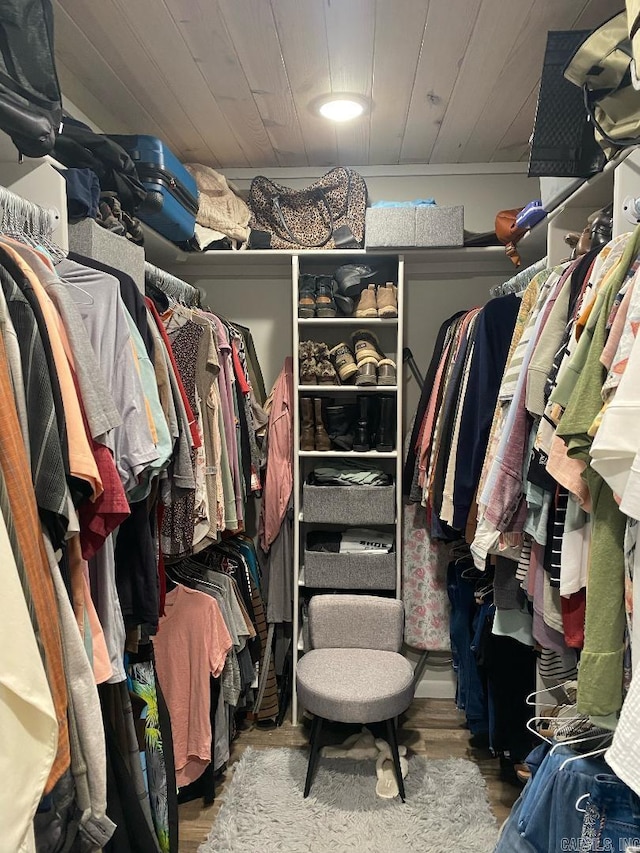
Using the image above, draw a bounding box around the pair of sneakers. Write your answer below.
[355,283,398,319]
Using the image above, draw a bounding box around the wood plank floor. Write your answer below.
[178,698,520,851]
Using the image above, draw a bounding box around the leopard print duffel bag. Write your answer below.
[248,167,367,250]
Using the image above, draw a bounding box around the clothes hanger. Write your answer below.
[575,793,590,814]
[526,712,584,745]
[559,745,608,771]
[526,679,577,707]
[549,728,612,754]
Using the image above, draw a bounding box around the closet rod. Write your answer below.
[0,183,60,239]
[144,261,200,307]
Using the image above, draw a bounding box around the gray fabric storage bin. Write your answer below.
[365,205,463,248]
[69,219,145,291]
[365,207,415,248]
[304,550,396,590]
[303,484,395,525]
[415,205,463,247]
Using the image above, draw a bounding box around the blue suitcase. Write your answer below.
[109,134,198,243]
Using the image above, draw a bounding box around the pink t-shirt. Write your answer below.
[153,585,232,786]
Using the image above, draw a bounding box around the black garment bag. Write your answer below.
[0,0,62,157]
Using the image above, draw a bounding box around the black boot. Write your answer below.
[333,264,377,298]
[326,404,355,451]
[298,274,317,318]
[315,275,338,318]
[353,396,371,452]
[376,396,395,452]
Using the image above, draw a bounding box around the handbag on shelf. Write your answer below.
[528,29,606,179]
[564,10,640,159]
[495,208,528,267]
[248,167,367,250]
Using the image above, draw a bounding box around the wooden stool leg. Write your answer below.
[304,715,324,798]
[385,717,406,802]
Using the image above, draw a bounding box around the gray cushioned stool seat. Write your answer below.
[297,647,414,724]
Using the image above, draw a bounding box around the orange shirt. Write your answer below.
[0,244,102,501]
[0,331,70,791]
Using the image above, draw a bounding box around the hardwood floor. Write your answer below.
[178,698,520,852]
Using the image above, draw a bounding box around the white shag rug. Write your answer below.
[198,747,499,853]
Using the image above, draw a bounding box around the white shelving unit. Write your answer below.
[291,252,405,723]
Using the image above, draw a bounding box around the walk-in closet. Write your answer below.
[3,1,640,851]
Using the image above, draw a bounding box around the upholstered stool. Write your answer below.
[296,594,414,800]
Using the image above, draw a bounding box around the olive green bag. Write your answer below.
[564,10,640,159]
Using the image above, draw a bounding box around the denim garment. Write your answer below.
[517,747,575,835]
[447,560,489,735]
[495,794,537,852]
[495,744,550,853]
[523,753,608,852]
[581,773,640,852]
[472,601,496,748]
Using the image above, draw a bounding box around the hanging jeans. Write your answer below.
[581,773,640,852]
[447,560,489,736]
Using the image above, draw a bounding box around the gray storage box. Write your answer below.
[303,484,395,526]
[415,205,464,247]
[68,219,145,292]
[365,205,464,249]
[304,550,396,590]
[365,207,416,248]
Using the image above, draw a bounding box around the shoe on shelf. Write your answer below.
[300,398,315,451]
[299,341,317,384]
[377,358,397,386]
[355,356,378,387]
[351,329,385,364]
[334,290,354,316]
[376,283,398,318]
[326,404,355,451]
[298,274,317,318]
[333,264,377,298]
[317,359,339,385]
[354,284,378,318]
[353,395,371,452]
[375,396,395,452]
[314,342,339,384]
[315,275,338,318]
[329,342,358,383]
[314,398,332,452]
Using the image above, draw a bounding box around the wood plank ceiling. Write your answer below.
[53,0,622,169]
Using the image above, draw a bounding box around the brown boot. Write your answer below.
[300,398,315,450]
[355,284,378,318]
[314,398,331,451]
[376,283,398,318]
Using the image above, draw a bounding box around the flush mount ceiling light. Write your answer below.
[314,94,369,122]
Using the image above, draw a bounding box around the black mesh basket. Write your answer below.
[528,29,606,179]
